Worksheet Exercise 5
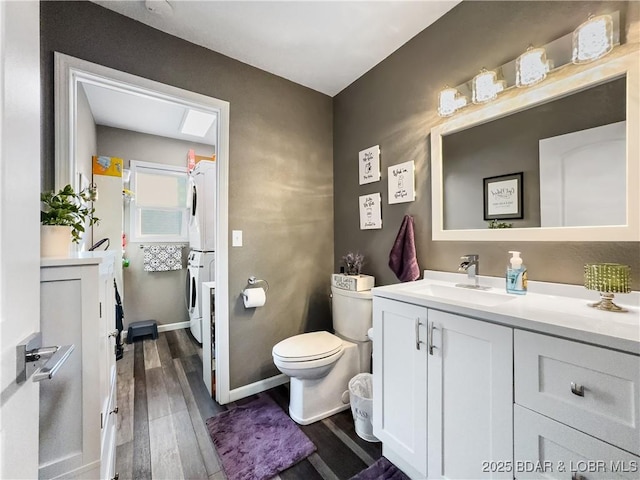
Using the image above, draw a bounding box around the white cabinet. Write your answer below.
[373,298,513,479]
[427,309,513,479]
[40,254,117,479]
[514,330,640,478]
[515,405,640,480]
[373,297,428,479]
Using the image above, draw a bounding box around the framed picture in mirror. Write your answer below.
[483,172,523,220]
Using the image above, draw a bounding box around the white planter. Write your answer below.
[41,225,72,257]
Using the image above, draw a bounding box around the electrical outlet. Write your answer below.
[232,230,243,247]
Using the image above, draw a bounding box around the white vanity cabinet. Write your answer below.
[373,298,513,479]
[514,330,640,479]
[40,254,118,480]
[427,309,513,479]
[373,297,428,478]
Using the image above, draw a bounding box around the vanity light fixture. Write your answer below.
[572,14,613,64]
[516,46,550,88]
[472,69,505,104]
[437,87,467,117]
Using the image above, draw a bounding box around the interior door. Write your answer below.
[0,1,41,477]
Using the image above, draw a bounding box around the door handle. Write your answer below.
[428,322,437,355]
[415,318,424,350]
[16,332,75,383]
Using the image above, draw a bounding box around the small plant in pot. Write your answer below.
[342,252,365,276]
[41,184,99,256]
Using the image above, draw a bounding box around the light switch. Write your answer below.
[232,230,243,247]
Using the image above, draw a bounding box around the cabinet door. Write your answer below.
[427,310,513,479]
[373,297,428,478]
[515,405,640,480]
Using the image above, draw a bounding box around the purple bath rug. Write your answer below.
[349,456,411,480]
[206,395,316,480]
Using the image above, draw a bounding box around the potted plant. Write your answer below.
[342,251,365,276]
[40,184,99,256]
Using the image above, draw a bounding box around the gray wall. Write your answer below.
[41,1,334,389]
[333,1,640,290]
[97,125,214,329]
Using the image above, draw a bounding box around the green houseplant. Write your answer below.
[41,184,99,256]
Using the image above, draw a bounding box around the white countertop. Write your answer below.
[372,270,640,355]
[41,250,116,267]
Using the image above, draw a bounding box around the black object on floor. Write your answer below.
[127,319,158,343]
[349,456,410,480]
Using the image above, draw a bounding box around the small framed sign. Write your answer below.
[483,172,523,220]
[359,193,382,229]
[388,160,415,204]
[359,145,381,185]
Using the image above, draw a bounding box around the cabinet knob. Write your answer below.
[570,382,585,397]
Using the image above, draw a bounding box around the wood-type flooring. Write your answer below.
[115,330,382,480]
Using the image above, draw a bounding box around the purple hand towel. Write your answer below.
[388,215,420,282]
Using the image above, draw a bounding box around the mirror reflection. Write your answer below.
[442,76,626,230]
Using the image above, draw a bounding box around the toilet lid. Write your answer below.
[272,331,342,362]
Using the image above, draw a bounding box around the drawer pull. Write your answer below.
[415,318,424,350]
[572,473,586,480]
[570,382,585,397]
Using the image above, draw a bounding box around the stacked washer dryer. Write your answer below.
[186,160,216,343]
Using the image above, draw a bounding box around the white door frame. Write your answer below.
[53,53,232,403]
[0,1,41,477]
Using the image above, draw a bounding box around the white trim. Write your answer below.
[228,374,289,403]
[54,54,230,405]
[158,321,190,333]
[431,45,639,242]
[121,320,190,340]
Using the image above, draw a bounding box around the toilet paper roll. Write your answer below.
[243,288,266,308]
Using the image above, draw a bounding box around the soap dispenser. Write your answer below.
[506,251,527,295]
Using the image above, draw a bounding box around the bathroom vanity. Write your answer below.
[40,253,118,480]
[372,271,640,480]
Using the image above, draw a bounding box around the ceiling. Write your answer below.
[81,81,218,146]
[91,0,461,96]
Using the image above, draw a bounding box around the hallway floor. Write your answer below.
[116,330,382,479]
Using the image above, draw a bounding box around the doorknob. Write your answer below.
[16,332,75,383]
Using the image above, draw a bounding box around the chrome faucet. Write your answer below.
[458,254,479,288]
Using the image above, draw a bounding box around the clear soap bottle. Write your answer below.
[506,251,527,295]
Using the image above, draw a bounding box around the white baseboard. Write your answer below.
[122,320,189,339]
[229,374,289,402]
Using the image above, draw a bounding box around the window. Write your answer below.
[129,160,188,242]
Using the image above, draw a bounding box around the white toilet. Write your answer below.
[272,286,373,425]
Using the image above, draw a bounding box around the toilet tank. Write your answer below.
[331,286,373,342]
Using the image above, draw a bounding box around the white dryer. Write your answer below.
[186,250,215,343]
[188,160,216,252]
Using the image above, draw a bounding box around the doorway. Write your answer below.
[54,53,230,403]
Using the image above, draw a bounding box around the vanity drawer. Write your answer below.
[514,405,640,480]
[514,330,640,454]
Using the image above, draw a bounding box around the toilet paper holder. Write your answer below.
[243,276,269,296]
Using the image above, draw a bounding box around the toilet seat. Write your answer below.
[272,331,343,362]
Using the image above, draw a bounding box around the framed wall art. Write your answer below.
[388,160,415,204]
[359,145,381,185]
[483,172,523,220]
[359,193,382,229]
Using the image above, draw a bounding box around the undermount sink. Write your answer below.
[407,283,517,307]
